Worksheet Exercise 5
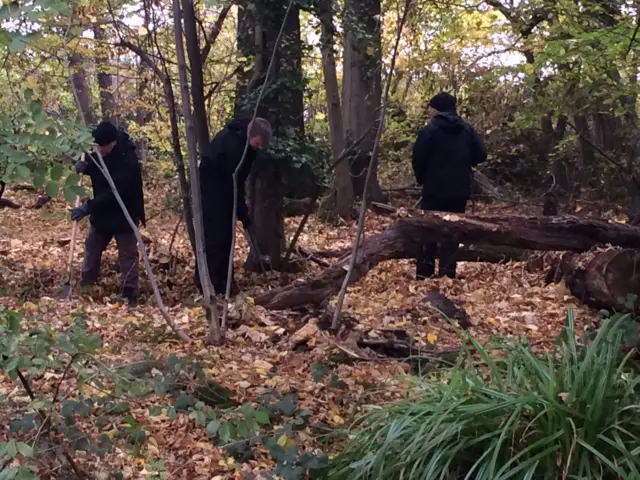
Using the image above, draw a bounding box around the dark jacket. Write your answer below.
[199,117,257,226]
[85,131,146,234]
[412,113,487,199]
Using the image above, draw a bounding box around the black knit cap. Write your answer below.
[92,121,118,146]
[428,92,457,113]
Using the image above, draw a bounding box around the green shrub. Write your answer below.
[329,311,640,480]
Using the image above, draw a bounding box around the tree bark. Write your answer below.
[317,0,354,219]
[546,250,640,311]
[69,52,96,126]
[255,213,640,310]
[236,0,304,271]
[182,0,210,154]
[173,0,222,344]
[341,0,383,201]
[247,157,285,271]
[93,26,117,123]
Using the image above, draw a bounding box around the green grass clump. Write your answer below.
[328,311,640,480]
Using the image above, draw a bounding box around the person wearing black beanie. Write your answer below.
[71,121,146,306]
[411,92,487,279]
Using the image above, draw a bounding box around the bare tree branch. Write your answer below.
[201,4,232,63]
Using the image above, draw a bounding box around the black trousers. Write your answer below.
[80,225,139,295]
[194,215,234,295]
[417,196,468,280]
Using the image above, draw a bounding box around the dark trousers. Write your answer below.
[417,196,468,280]
[194,217,234,295]
[80,225,139,295]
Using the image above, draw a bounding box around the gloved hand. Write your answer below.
[75,157,89,174]
[71,203,90,221]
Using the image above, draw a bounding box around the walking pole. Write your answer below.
[60,153,85,300]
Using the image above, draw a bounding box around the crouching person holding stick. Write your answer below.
[72,122,146,306]
[195,116,272,295]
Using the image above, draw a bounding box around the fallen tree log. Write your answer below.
[545,249,640,310]
[311,244,530,264]
[256,212,640,310]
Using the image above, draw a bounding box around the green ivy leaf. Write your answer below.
[50,164,64,181]
[255,409,270,425]
[191,410,206,426]
[5,439,18,458]
[65,172,81,187]
[63,186,77,203]
[311,362,329,383]
[148,405,163,416]
[33,171,45,189]
[45,181,58,198]
[218,422,234,443]
[276,395,297,417]
[15,165,30,181]
[16,442,33,457]
[206,420,221,437]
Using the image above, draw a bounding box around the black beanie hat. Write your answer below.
[428,92,457,113]
[92,121,118,146]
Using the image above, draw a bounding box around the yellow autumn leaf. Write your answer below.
[104,428,118,439]
[487,317,499,326]
[226,457,235,466]
[333,415,345,425]
[246,296,255,306]
[123,316,138,324]
[426,333,438,344]
[138,26,148,35]
[194,442,212,450]
[524,63,535,74]
[23,302,38,312]
[26,76,37,87]
[277,434,289,447]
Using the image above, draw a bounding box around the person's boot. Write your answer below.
[120,287,137,307]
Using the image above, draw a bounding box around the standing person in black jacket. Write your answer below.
[412,92,487,279]
[194,116,272,295]
[72,122,146,306]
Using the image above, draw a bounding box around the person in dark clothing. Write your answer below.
[72,121,146,306]
[194,116,272,295]
[412,92,487,279]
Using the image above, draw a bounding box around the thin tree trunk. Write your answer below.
[93,26,117,123]
[182,0,210,153]
[317,0,354,219]
[341,0,384,201]
[69,52,96,126]
[172,0,222,344]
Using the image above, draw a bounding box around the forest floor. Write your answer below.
[0,178,614,478]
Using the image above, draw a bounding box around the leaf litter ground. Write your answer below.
[0,183,601,478]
